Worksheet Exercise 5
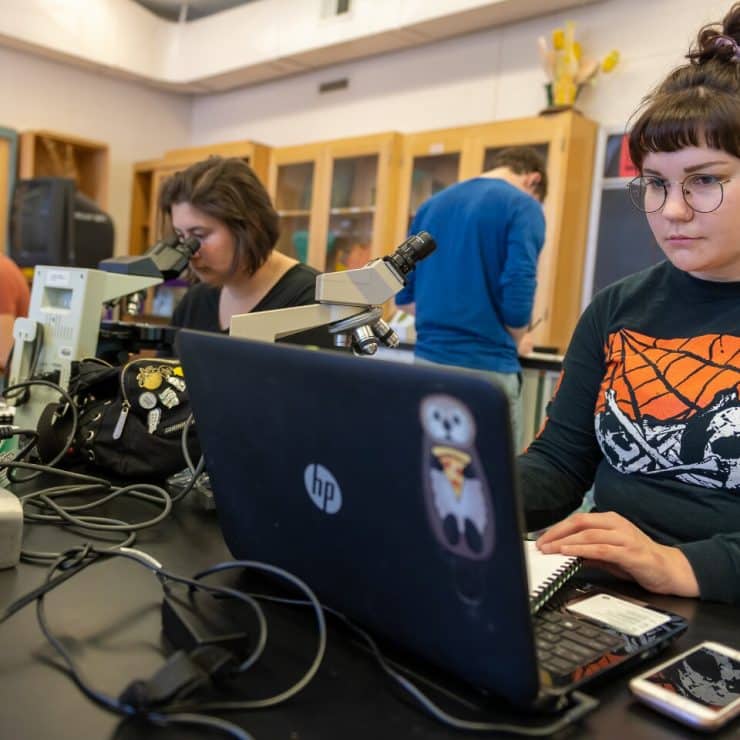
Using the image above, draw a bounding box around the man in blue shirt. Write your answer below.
[395,147,547,449]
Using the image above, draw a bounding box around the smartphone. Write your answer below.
[629,641,740,731]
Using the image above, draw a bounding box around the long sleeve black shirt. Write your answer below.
[518,261,740,604]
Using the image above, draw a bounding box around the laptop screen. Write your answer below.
[178,329,540,705]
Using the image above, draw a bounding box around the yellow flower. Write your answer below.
[601,50,620,73]
[552,28,565,50]
[573,41,583,61]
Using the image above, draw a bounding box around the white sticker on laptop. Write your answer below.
[566,593,671,636]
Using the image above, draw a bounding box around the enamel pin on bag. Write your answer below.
[40,358,200,478]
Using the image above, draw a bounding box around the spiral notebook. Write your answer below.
[524,540,582,614]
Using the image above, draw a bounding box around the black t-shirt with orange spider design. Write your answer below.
[518,260,740,604]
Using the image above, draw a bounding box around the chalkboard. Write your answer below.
[591,187,664,295]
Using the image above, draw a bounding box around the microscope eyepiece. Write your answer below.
[98,234,202,280]
[383,231,436,278]
[180,236,201,258]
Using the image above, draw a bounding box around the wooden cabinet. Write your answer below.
[0,127,18,255]
[268,132,401,272]
[125,116,596,349]
[395,112,597,352]
[18,130,109,208]
[128,139,270,255]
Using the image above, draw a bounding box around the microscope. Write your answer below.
[6,231,435,432]
[230,231,436,354]
[6,235,201,431]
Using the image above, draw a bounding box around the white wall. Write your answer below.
[190,0,732,146]
[0,44,192,254]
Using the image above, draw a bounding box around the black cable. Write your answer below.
[2,543,597,736]
[146,712,255,740]
[169,413,205,505]
[21,480,173,530]
[2,548,328,734]
[169,457,205,505]
[0,368,207,597]
[0,545,97,623]
[4,461,174,563]
[0,374,181,560]
[35,550,129,714]
[330,611,599,735]
[3,546,272,739]
[0,426,38,468]
[1,378,78,483]
[112,548,269,676]
[181,414,197,475]
[173,560,327,712]
[231,590,600,736]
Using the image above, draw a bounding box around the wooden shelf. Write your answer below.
[329,206,376,215]
[19,129,109,207]
[277,209,312,217]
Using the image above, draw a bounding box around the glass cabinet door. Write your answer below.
[273,161,315,263]
[406,152,460,232]
[395,130,466,245]
[325,154,378,272]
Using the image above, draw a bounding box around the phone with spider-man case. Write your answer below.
[630,641,740,731]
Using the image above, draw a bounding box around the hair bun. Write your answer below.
[691,3,740,63]
[712,34,740,61]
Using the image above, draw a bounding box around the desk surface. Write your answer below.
[1,495,738,740]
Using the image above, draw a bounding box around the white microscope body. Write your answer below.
[230,232,435,354]
[8,267,162,430]
[7,235,201,431]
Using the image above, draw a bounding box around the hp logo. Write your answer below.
[304,464,342,514]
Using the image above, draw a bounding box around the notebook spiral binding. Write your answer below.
[530,558,583,615]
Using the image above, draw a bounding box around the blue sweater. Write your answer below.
[395,178,545,373]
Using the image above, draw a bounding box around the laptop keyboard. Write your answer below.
[534,609,623,678]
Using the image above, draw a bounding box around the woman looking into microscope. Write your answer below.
[161,156,329,346]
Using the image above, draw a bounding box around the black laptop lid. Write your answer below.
[177,330,539,705]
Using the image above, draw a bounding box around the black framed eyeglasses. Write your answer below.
[627,174,731,214]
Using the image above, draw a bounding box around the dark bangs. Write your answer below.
[629,87,740,170]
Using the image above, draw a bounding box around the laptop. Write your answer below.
[177,329,688,708]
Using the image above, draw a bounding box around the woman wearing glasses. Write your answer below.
[519,4,740,604]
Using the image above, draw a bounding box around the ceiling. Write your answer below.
[132,0,259,22]
[3,0,602,94]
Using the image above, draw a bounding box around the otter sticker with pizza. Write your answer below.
[419,394,495,561]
